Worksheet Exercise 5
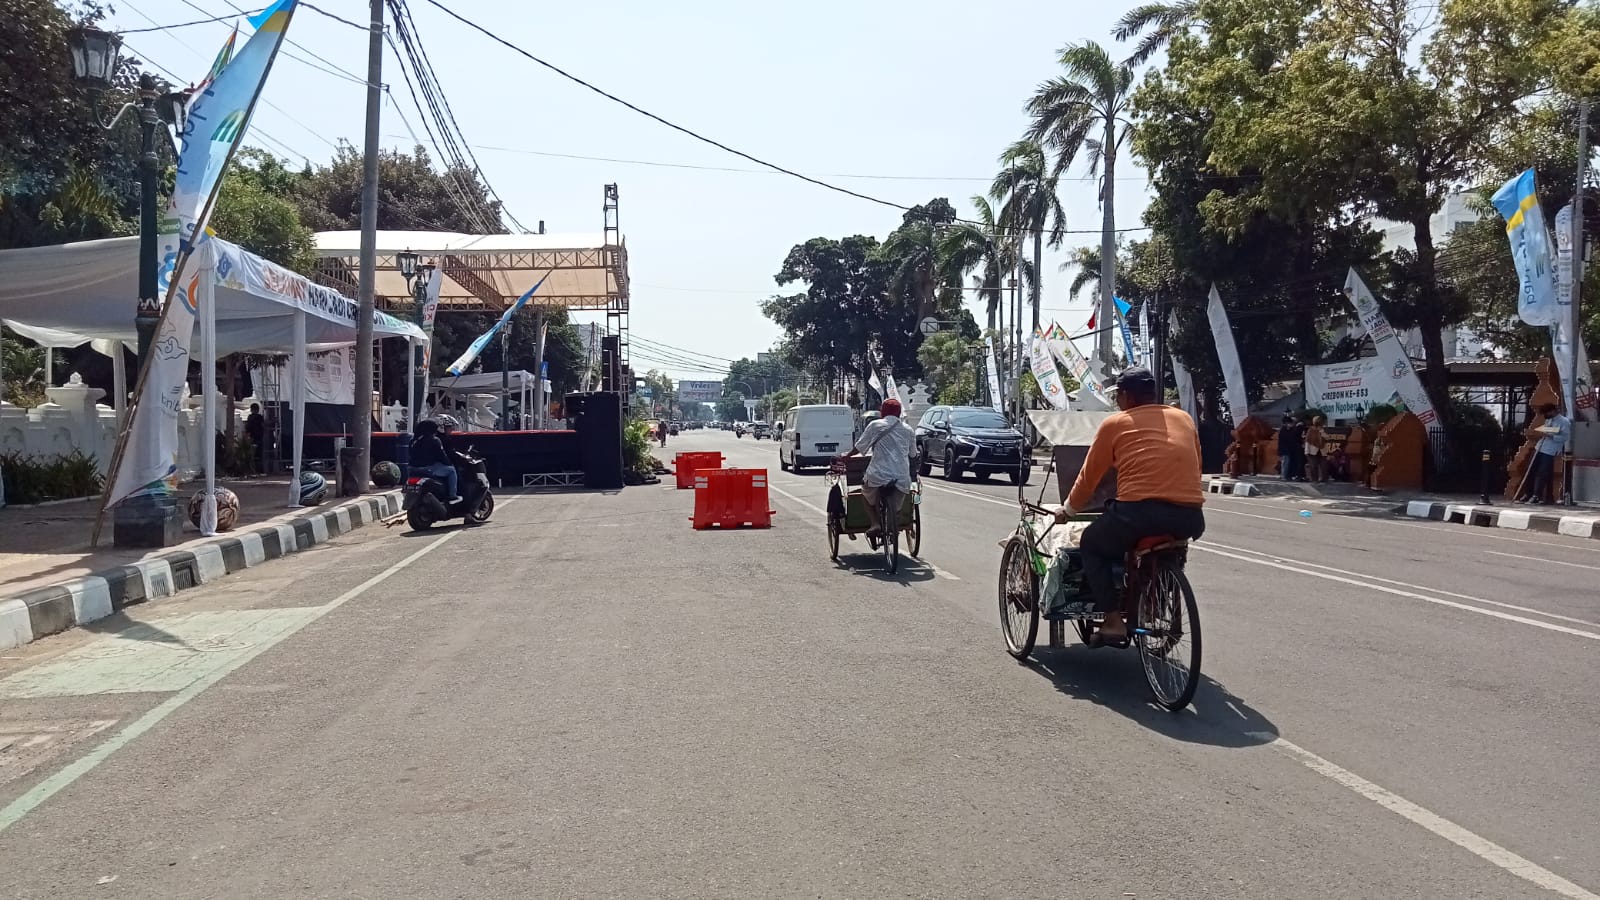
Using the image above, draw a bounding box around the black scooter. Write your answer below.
[403,450,494,530]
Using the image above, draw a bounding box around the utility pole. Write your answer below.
[351,0,384,491]
[1565,99,1588,507]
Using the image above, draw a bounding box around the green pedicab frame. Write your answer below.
[825,456,922,574]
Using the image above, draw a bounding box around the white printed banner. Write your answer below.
[1343,269,1440,428]
[984,337,1003,412]
[1044,320,1110,408]
[252,345,356,406]
[1552,204,1597,421]
[1029,331,1070,410]
[1168,311,1197,423]
[1205,285,1250,425]
[1303,359,1387,420]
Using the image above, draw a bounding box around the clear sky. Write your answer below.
[109,0,1154,382]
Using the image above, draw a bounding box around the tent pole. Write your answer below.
[406,336,416,431]
[199,244,219,535]
[44,347,53,387]
[289,308,307,507]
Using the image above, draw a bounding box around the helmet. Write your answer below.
[432,414,461,434]
[298,470,329,505]
[371,460,402,487]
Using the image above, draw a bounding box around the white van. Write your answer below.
[779,404,856,473]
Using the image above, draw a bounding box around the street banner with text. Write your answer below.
[1490,168,1560,327]
[1303,359,1387,420]
[985,337,1003,411]
[1029,330,1070,410]
[677,380,723,403]
[1552,204,1597,421]
[1205,285,1250,424]
[1044,320,1109,408]
[446,273,548,376]
[1343,269,1439,427]
[105,3,297,512]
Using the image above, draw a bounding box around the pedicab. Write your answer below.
[996,410,1203,711]
[825,454,922,575]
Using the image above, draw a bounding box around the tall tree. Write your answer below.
[1026,41,1135,364]
[880,199,961,324]
[210,150,315,271]
[1112,1,1200,66]
[1197,0,1573,412]
[763,235,921,383]
[991,140,1066,332]
[293,143,504,235]
[938,196,1020,333]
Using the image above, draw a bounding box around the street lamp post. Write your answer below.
[66,26,189,376]
[68,26,190,550]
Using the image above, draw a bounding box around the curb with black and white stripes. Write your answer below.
[1204,478,1259,497]
[1402,500,1600,540]
[0,491,401,653]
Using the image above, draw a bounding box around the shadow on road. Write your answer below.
[80,613,196,651]
[1024,647,1278,748]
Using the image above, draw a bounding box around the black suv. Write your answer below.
[915,406,1029,484]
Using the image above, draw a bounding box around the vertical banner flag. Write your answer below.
[1205,286,1251,425]
[106,3,297,510]
[985,337,1004,412]
[1552,205,1597,421]
[1138,301,1152,368]
[447,274,549,375]
[1044,320,1110,407]
[1168,312,1198,423]
[417,270,443,401]
[885,373,902,404]
[189,25,238,110]
[867,367,884,397]
[1343,269,1440,428]
[1115,304,1140,366]
[1490,168,1560,326]
[1029,330,1070,410]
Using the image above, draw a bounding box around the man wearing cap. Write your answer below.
[842,398,916,536]
[1055,366,1205,643]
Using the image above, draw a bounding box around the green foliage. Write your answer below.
[0,450,104,504]
[1362,403,1400,427]
[292,143,503,234]
[209,150,316,272]
[1440,396,1502,444]
[1,327,46,407]
[917,332,977,404]
[622,420,654,476]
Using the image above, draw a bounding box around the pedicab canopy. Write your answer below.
[1027,410,1115,506]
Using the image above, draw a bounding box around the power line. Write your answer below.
[201,0,372,85]
[418,0,1150,236]
[389,0,530,233]
[118,9,256,33]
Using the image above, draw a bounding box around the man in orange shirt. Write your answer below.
[1055,367,1205,642]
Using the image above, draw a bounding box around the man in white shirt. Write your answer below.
[843,398,915,535]
[1518,402,1572,504]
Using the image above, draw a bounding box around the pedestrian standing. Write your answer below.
[245,403,266,475]
[1278,415,1297,481]
[1304,415,1328,483]
[1516,403,1571,504]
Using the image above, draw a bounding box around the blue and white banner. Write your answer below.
[1029,330,1069,410]
[446,273,549,375]
[1116,305,1140,366]
[1490,168,1560,327]
[984,337,1003,411]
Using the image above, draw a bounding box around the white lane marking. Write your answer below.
[1253,733,1600,899]
[1485,549,1600,573]
[1194,545,1600,641]
[1206,506,1300,523]
[1202,540,1600,629]
[767,485,960,581]
[917,481,1017,508]
[0,500,514,834]
[1210,495,1600,554]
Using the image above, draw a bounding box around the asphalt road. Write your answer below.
[0,428,1595,898]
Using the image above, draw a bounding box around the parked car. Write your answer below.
[915,405,1029,484]
[778,404,854,473]
[750,422,772,440]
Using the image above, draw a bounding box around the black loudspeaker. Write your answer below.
[601,335,621,392]
[576,391,624,489]
[563,392,588,417]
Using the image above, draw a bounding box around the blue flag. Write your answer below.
[446,274,550,375]
[1490,169,1559,326]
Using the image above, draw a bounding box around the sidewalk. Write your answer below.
[0,479,401,652]
[1402,497,1600,539]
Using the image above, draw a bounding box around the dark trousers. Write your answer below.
[1079,499,1206,612]
[1523,451,1557,501]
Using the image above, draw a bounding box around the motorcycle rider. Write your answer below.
[410,418,460,503]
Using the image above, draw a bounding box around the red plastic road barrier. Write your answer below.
[674,451,725,490]
[691,467,775,529]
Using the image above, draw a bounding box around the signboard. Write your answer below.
[1303,360,1387,421]
[1344,270,1439,427]
[677,380,722,402]
[919,317,941,335]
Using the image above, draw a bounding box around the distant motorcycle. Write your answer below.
[402,450,494,530]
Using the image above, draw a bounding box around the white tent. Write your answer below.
[431,370,536,431]
[0,235,425,511]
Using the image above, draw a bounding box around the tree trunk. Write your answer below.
[1097,118,1118,366]
[1411,215,1451,417]
[1031,230,1043,333]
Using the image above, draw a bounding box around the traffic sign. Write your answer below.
[919,317,941,335]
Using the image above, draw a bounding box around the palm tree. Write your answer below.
[1026,41,1135,365]
[990,140,1067,334]
[1112,1,1198,66]
[937,196,1014,334]
[1061,245,1104,302]
[881,206,959,324]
